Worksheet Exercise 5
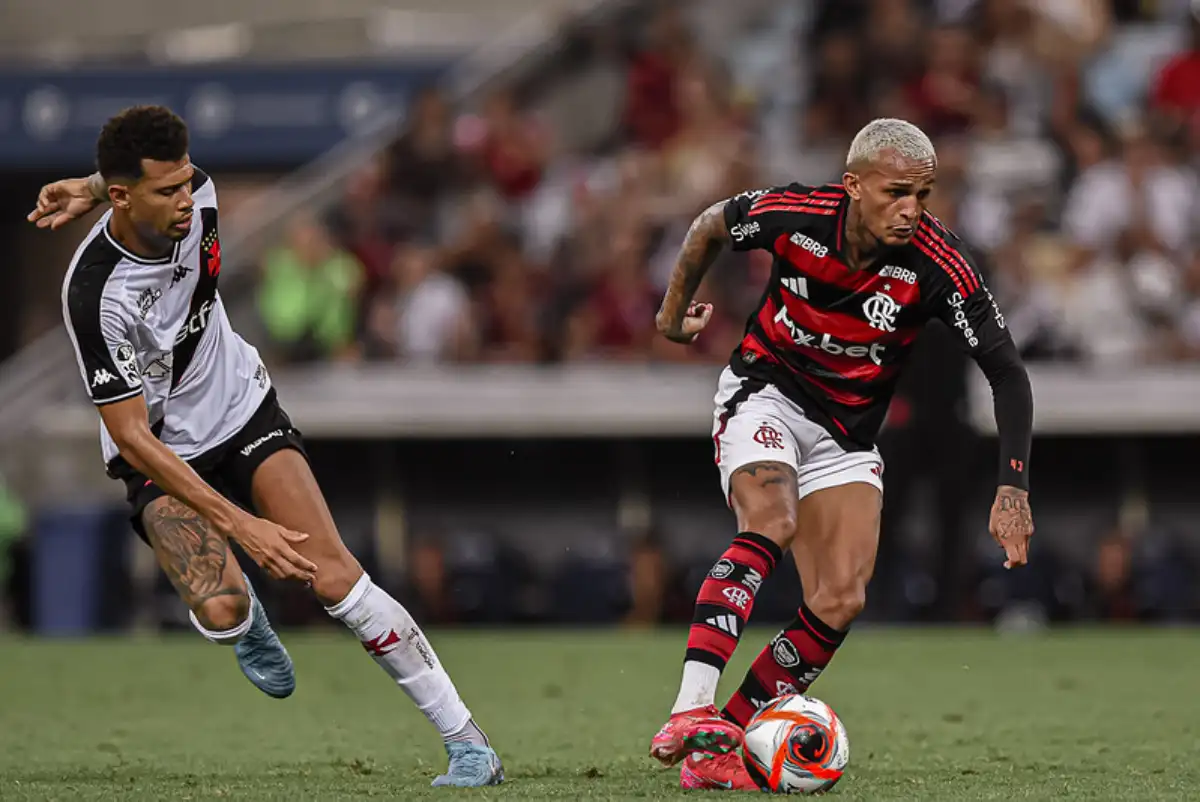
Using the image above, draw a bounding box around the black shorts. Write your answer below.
[107,388,308,543]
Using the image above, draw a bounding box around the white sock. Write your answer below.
[326,573,486,745]
[671,661,722,714]
[189,602,254,646]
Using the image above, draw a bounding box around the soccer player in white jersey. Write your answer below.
[28,105,503,788]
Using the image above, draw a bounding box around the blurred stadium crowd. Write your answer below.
[256,0,1200,369]
[9,0,1200,632]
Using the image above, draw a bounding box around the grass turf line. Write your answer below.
[2,628,1199,800]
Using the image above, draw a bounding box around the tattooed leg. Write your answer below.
[656,459,798,733]
[141,496,250,633]
[729,461,800,550]
[142,495,296,695]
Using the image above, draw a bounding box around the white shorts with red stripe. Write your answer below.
[711,366,884,504]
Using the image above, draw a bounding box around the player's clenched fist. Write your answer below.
[989,486,1034,569]
[657,301,713,344]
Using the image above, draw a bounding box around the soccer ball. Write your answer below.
[741,694,849,794]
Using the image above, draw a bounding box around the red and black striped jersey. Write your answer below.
[723,182,1013,452]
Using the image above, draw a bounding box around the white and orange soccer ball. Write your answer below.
[741,694,849,794]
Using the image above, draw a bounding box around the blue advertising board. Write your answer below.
[0,61,451,170]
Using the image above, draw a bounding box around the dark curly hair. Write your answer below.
[96,105,189,181]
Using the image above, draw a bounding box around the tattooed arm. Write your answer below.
[655,201,729,344]
[657,185,802,343]
[98,395,318,582]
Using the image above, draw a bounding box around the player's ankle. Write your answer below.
[444,718,489,747]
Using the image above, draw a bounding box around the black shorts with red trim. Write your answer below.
[106,388,308,543]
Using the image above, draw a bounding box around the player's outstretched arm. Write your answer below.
[655,200,729,344]
[27,172,108,230]
[974,340,1035,569]
[927,237,1035,569]
[97,395,318,583]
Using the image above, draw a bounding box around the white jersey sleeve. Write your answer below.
[63,253,142,405]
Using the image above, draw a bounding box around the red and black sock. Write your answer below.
[684,532,782,672]
[721,602,848,727]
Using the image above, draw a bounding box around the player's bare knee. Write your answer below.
[193,591,251,632]
[806,581,867,630]
[731,461,798,547]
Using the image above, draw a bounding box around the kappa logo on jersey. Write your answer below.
[170,265,192,286]
[730,221,761,243]
[781,277,808,298]
[946,292,979,348]
[91,368,117,388]
[862,291,900,332]
[773,306,886,365]
[789,232,829,259]
[136,287,162,320]
[175,300,214,346]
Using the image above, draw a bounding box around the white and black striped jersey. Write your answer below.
[61,168,271,465]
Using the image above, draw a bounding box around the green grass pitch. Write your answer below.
[2,627,1199,800]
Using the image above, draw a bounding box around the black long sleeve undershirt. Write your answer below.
[973,339,1033,490]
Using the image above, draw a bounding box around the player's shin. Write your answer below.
[325,572,488,746]
[721,601,847,727]
[672,533,782,713]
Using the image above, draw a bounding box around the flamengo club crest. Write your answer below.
[862,290,900,332]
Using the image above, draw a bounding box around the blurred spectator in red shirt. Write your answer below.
[458,90,549,202]
[623,3,693,149]
[475,235,546,363]
[1151,13,1200,143]
[565,221,660,361]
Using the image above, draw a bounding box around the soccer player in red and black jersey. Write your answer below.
[647,118,1035,790]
